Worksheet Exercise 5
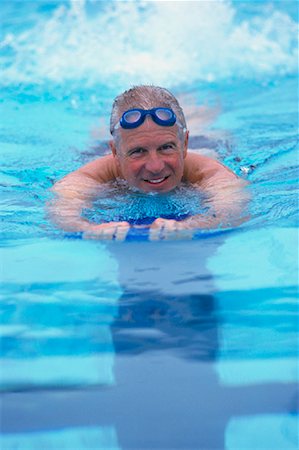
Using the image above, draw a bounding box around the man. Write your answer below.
[51,85,248,240]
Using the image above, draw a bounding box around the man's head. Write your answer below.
[109,85,189,193]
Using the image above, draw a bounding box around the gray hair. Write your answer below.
[110,85,187,143]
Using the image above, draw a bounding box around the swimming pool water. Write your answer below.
[0,1,298,449]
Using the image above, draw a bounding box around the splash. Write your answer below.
[1,0,298,88]
[84,182,207,225]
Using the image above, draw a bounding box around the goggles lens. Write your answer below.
[123,109,142,124]
[117,107,177,130]
[155,108,174,121]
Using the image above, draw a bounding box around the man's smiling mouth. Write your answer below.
[145,176,169,184]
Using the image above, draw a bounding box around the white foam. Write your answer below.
[1,0,297,87]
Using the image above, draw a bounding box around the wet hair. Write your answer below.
[110,85,187,144]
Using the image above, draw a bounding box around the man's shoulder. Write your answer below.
[184,151,218,183]
[184,151,237,184]
[78,154,120,182]
[185,151,218,165]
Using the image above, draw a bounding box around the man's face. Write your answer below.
[110,118,188,193]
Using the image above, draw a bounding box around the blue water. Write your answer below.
[0,1,298,449]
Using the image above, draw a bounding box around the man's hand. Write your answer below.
[83,221,130,241]
[149,218,194,241]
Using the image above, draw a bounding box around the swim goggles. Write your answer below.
[113,107,177,132]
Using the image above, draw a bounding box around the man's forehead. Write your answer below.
[119,121,181,145]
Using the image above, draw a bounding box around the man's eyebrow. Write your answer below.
[158,141,177,148]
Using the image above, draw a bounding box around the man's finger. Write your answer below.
[114,224,130,241]
[83,222,130,241]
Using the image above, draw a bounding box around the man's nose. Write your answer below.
[145,152,165,173]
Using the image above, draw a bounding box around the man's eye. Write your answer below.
[129,148,146,157]
[160,144,175,152]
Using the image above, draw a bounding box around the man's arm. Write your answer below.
[150,152,249,239]
[49,155,130,239]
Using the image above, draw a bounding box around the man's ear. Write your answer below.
[183,130,189,158]
[109,139,118,158]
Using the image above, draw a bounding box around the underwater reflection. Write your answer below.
[112,289,219,362]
